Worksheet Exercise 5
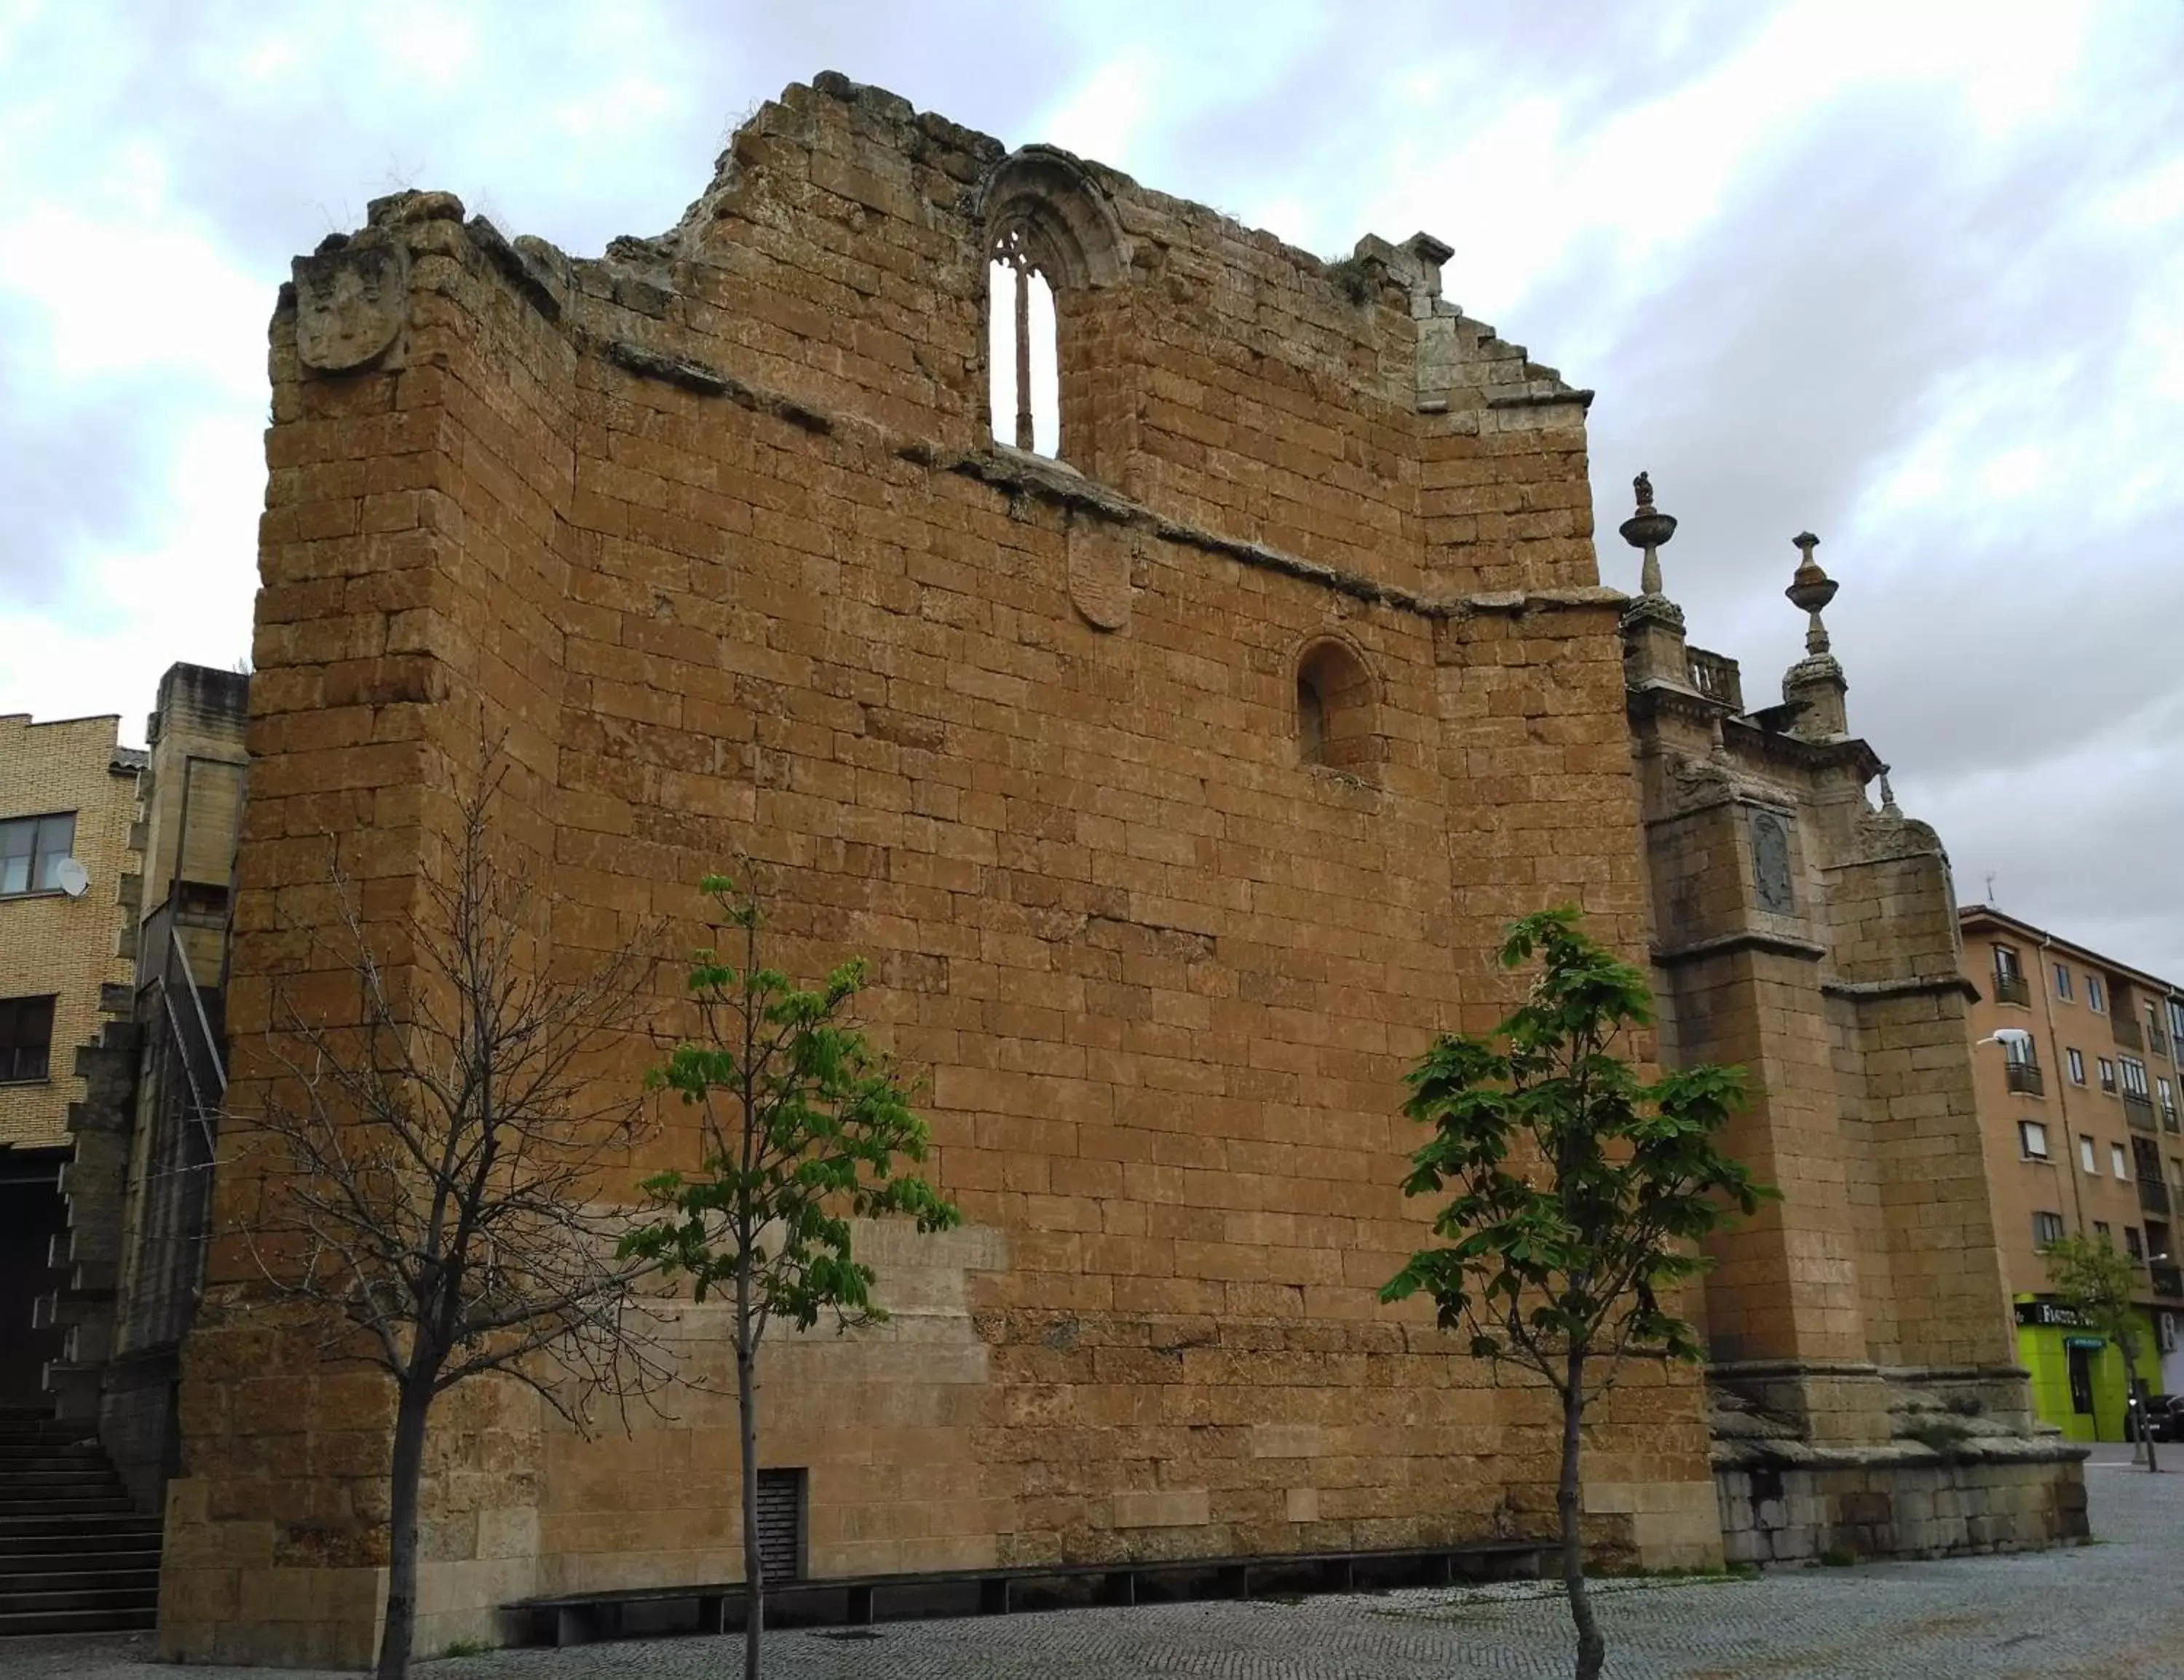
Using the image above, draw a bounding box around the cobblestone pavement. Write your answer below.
[9,1449,2180,1679]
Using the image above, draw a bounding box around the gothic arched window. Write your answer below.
[989,220,1059,456]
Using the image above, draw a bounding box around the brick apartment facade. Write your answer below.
[0,710,142,1410]
[1960,904,2184,1436]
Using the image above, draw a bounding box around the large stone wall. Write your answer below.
[159,74,1719,1666]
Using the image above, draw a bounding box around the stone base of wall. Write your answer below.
[1715,1441,2089,1566]
[98,1344,182,1514]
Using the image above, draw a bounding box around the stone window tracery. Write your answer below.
[989,219,1059,456]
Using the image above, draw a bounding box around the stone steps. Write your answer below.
[0,1410,160,1637]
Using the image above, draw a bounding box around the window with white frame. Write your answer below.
[2081,1136,2099,1174]
[2114,1143,2132,1180]
[2123,1058,2150,1098]
[2068,1048,2086,1085]
[2088,975,2105,1013]
[2055,962,2073,1001]
[0,813,76,898]
[2018,1120,2050,1160]
[2100,1056,2118,1092]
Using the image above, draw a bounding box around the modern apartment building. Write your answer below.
[1961,904,2184,1438]
[0,709,143,1408]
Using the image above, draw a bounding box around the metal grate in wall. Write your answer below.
[754,1467,805,1583]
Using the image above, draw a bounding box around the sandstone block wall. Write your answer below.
[161,74,1717,1665]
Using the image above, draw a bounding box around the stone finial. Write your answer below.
[1619,472,1678,598]
[1786,531,1837,655]
[1780,530,1848,738]
[1878,765,1899,815]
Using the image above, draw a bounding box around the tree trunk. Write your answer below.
[1559,1355,1605,1680]
[376,1379,432,1680]
[737,1261,764,1680]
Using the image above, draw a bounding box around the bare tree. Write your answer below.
[238,763,665,1680]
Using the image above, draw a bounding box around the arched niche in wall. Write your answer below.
[976,147,1129,472]
[1294,636,1382,777]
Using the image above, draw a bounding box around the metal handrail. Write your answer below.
[170,925,227,1096]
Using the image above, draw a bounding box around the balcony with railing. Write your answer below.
[1993,971,2030,1006]
[2150,1023,2171,1059]
[1684,646,1745,711]
[2005,1060,2044,1097]
[2151,1261,2184,1301]
[2140,1176,2174,1216]
[2124,1090,2157,1132]
[2116,1016,2145,1053]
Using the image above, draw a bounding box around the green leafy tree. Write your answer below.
[1380,908,1772,1680]
[620,872,960,1680]
[2041,1230,2158,1470]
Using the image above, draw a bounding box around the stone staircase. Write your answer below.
[0,1408,159,1636]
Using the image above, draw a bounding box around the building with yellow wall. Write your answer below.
[1961,904,2184,1441]
[0,710,142,1408]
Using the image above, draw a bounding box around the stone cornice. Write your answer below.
[1723,713,1885,780]
[1626,680,1732,729]
[597,333,1631,627]
[1822,974,1980,1003]
[1653,929,1828,967]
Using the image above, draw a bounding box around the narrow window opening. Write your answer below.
[1297,673,1327,764]
[989,223,1059,456]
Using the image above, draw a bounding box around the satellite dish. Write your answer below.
[54,857,89,898]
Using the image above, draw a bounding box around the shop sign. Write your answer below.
[2015,1301,2091,1328]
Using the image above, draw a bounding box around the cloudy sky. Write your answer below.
[3,1,2180,972]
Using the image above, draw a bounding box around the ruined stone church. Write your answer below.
[158,74,2082,1663]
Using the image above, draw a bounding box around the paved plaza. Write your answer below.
[7,1449,2180,1680]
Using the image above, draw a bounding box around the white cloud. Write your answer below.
[0,205,266,395]
[1037,52,1162,169]
[0,406,259,732]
